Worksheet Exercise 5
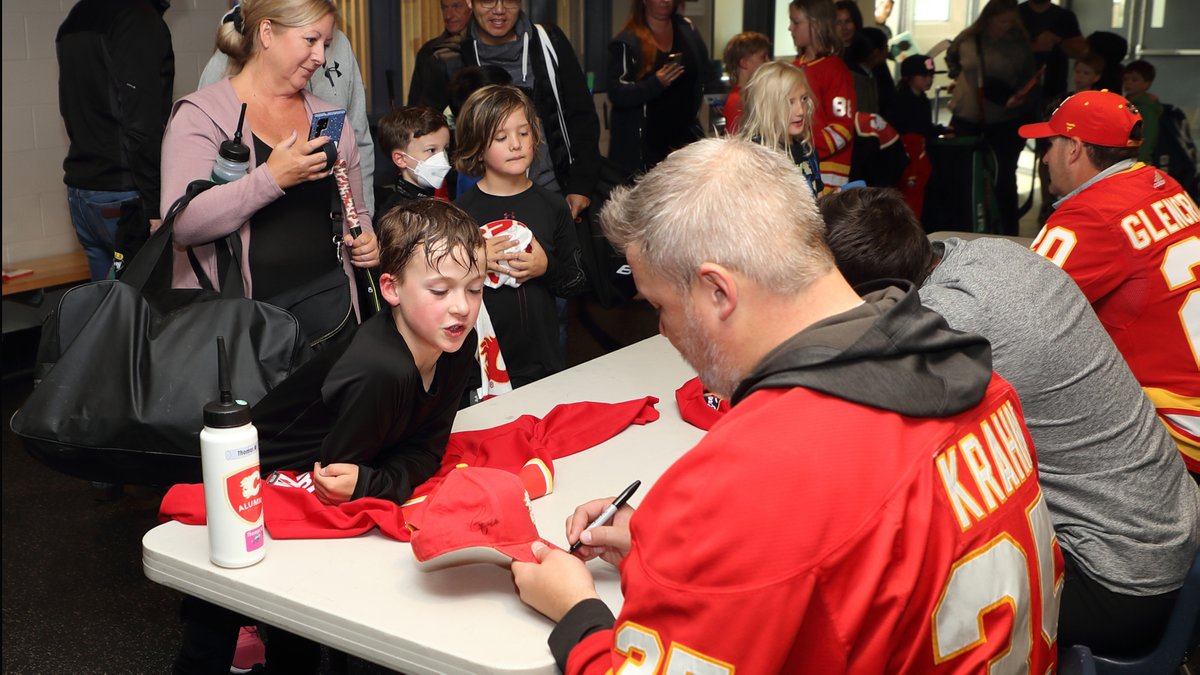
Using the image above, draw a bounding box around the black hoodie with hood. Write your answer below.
[546,282,996,668]
[732,281,992,415]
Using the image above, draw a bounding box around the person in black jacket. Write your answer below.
[407,0,471,106]
[608,0,712,175]
[409,0,600,222]
[57,0,174,281]
[890,53,945,139]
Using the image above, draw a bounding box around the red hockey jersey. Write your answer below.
[794,55,855,190]
[565,377,1062,674]
[1033,163,1200,471]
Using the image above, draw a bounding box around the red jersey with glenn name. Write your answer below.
[794,55,855,190]
[1033,163,1200,471]
[566,376,1063,674]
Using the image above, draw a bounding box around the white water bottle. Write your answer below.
[199,336,266,568]
[211,103,250,185]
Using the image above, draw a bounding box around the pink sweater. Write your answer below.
[158,78,372,306]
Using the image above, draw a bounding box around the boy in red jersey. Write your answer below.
[511,138,1063,674]
[1022,89,1200,478]
[789,0,855,190]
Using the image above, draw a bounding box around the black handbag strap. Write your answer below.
[119,180,222,292]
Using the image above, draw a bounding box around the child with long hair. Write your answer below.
[789,0,856,190]
[736,61,823,198]
[453,85,587,389]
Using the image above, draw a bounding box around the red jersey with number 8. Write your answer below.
[566,376,1062,674]
[1033,163,1200,472]
[794,55,855,191]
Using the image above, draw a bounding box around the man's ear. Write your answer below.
[378,272,402,307]
[1067,137,1085,163]
[696,262,738,322]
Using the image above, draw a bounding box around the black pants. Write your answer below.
[174,596,321,674]
[1058,550,1179,657]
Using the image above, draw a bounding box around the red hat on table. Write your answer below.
[408,466,555,564]
[675,376,730,431]
[1018,90,1143,147]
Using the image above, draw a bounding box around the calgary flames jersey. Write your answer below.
[566,376,1062,674]
[1033,163,1200,472]
[794,55,855,190]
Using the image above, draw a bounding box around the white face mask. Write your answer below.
[405,151,451,190]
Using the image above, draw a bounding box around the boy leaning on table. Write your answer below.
[175,199,486,673]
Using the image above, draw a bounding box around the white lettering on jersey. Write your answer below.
[1118,190,1197,250]
[932,494,1062,672]
[935,401,1034,531]
[1033,226,1077,267]
[937,447,987,531]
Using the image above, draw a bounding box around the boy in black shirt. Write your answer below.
[252,198,485,504]
[175,199,486,672]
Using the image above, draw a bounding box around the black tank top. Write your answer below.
[248,134,338,300]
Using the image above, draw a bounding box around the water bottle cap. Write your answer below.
[206,336,250,427]
[219,139,250,164]
[204,398,251,428]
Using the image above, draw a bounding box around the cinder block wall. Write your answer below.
[2,0,229,266]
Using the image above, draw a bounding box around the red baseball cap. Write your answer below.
[408,466,556,564]
[675,377,730,431]
[1018,89,1142,147]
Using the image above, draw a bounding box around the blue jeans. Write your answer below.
[66,187,140,281]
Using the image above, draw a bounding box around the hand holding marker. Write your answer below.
[569,480,641,554]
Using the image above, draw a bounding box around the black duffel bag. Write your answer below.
[11,180,310,486]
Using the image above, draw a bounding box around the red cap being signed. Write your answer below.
[409,466,556,564]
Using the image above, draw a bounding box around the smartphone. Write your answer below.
[667,52,684,66]
[308,109,347,147]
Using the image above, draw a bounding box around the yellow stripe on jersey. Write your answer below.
[1144,387,1200,470]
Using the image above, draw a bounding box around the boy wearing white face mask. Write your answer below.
[377,106,453,216]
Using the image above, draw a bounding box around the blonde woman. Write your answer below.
[160,0,377,312]
[736,61,823,198]
[165,4,376,671]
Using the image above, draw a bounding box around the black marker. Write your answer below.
[569,480,641,554]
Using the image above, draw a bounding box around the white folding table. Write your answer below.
[143,335,702,674]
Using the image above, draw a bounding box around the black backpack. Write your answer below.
[1154,104,1199,200]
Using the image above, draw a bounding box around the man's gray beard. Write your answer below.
[677,304,742,400]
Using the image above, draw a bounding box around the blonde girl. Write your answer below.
[737,61,823,198]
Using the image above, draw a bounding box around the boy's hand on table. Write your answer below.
[313,462,358,505]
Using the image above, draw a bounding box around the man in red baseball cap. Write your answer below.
[1020,89,1200,478]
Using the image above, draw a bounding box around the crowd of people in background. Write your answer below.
[52,0,1197,672]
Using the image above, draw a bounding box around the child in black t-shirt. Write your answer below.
[453,85,586,388]
[375,106,452,217]
[173,199,486,673]
[253,198,486,505]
